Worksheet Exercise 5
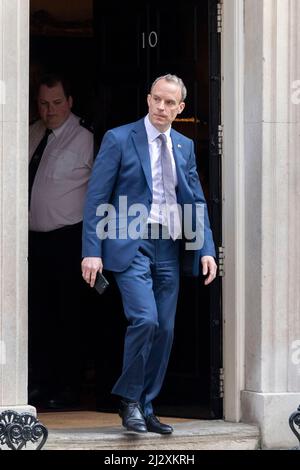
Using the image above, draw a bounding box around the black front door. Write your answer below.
[93,0,222,419]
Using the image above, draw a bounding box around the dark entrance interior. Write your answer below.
[29,0,222,419]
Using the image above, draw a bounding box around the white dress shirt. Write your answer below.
[29,112,94,232]
[144,114,178,226]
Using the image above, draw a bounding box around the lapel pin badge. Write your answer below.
[177,144,182,148]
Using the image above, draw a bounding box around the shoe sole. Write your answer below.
[123,427,148,435]
[147,430,173,434]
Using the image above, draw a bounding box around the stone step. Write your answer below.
[44,420,260,450]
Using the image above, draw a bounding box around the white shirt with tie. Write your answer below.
[29,112,94,232]
[144,114,178,227]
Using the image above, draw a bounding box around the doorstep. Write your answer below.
[38,411,260,450]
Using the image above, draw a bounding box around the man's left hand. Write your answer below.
[201,256,217,285]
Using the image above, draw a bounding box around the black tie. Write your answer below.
[29,128,52,207]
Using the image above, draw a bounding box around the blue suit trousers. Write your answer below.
[111,225,180,416]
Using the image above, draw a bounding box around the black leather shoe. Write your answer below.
[119,400,147,433]
[146,414,173,434]
[28,387,44,406]
[44,393,80,410]
[44,398,68,410]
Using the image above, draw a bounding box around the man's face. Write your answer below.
[38,83,73,129]
[147,78,185,132]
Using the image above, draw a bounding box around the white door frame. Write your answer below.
[0,0,30,411]
[222,0,245,422]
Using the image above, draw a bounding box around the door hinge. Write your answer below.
[219,368,224,398]
[217,1,223,33]
[218,246,225,277]
[218,125,223,157]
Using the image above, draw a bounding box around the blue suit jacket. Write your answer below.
[82,118,216,276]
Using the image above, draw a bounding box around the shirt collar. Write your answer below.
[144,114,171,143]
[46,112,76,139]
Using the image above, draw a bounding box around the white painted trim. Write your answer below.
[0,0,29,406]
[222,0,245,422]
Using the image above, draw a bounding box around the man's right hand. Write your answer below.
[81,257,103,288]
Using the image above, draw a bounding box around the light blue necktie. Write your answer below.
[158,134,181,240]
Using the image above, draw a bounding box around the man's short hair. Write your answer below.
[37,73,72,99]
[150,74,187,102]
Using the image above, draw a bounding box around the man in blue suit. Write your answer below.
[82,74,217,434]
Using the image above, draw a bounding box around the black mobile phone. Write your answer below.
[94,272,109,295]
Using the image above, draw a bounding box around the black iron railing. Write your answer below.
[289,405,300,449]
[0,410,48,450]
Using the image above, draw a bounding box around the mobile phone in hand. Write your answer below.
[94,272,109,295]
